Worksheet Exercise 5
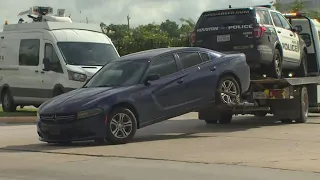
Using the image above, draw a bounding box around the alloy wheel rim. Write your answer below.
[110,113,133,139]
[275,52,281,77]
[220,80,238,104]
[303,90,308,118]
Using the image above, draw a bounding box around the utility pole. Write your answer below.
[127,14,130,30]
[86,17,88,24]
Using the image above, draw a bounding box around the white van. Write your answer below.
[0,16,119,111]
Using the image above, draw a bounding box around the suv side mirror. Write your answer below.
[144,74,160,84]
[43,58,51,71]
[293,25,303,34]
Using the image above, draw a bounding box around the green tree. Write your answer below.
[307,10,320,21]
[290,0,304,12]
[160,19,180,38]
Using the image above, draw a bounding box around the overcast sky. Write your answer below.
[1,0,271,30]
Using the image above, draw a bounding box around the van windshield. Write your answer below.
[57,42,119,66]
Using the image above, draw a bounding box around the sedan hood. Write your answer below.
[39,87,128,114]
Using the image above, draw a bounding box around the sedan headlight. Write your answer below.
[77,108,103,119]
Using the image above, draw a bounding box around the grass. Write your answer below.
[0,106,37,117]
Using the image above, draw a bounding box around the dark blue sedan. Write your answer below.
[37,47,250,144]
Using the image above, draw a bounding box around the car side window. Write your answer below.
[256,10,272,25]
[270,12,283,28]
[147,55,178,78]
[277,13,292,30]
[19,39,40,66]
[177,52,203,69]
[200,52,211,62]
[45,43,63,73]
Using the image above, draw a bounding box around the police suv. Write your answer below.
[191,5,308,79]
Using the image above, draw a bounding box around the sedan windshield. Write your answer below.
[57,42,119,66]
[85,60,149,87]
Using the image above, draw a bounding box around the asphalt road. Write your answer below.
[1,113,320,179]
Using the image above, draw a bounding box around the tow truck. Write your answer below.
[198,12,320,124]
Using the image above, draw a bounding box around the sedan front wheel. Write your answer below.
[105,107,137,144]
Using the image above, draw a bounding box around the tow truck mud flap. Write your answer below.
[266,86,304,119]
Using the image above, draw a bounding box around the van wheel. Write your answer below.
[53,88,64,97]
[268,48,282,79]
[1,89,17,112]
[295,51,308,77]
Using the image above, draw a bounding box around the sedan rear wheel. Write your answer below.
[216,76,241,105]
[105,107,137,144]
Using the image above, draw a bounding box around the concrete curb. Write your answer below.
[0,116,36,123]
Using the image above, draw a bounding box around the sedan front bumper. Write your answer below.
[37,114,106,143]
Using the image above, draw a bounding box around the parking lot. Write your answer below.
[1,113,320,179]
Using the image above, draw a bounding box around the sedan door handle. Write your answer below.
[35,70,39,73]
[40,71,45,74]
[177,79,184,84]
[210,66,216,71]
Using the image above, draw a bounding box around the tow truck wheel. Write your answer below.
[268,48,282,79]
[218,113,233,124]
[295,86,308,123]
[295,51,308,77]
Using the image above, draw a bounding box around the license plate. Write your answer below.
[253,92,267,99]
[217,34,230,42]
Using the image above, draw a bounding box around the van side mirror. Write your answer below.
[43,58,50,71]
[144,74,160,85]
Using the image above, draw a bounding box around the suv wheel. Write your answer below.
[268,49,282,79]
[295,51,308,77]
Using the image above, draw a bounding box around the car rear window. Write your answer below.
[196,9,255,30]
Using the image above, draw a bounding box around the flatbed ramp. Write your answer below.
[199,76,320,124]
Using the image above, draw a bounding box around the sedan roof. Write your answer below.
[117,47,213,61]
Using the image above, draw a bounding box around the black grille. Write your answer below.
[40,114,76,124]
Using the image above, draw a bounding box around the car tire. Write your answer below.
[295,86,308,123]
[1,89,17,112]
[281,119,293,124]
[105,107,137,145]
[218,113,233,124]
[53,88,64,97]
[268,48,282,79]
[253,112,267,117]
[204,119,218,124]
[295,51,308,77]
[216,75,241,105]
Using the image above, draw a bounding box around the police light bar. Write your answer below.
[283,12,307,18]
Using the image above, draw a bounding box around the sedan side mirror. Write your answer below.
[144,74,160,85]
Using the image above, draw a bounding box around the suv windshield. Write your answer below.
[84,60,149,87]
[57,42,119,66]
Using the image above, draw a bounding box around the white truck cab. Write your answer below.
[283,12,320,112]
[0,6,120,111]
